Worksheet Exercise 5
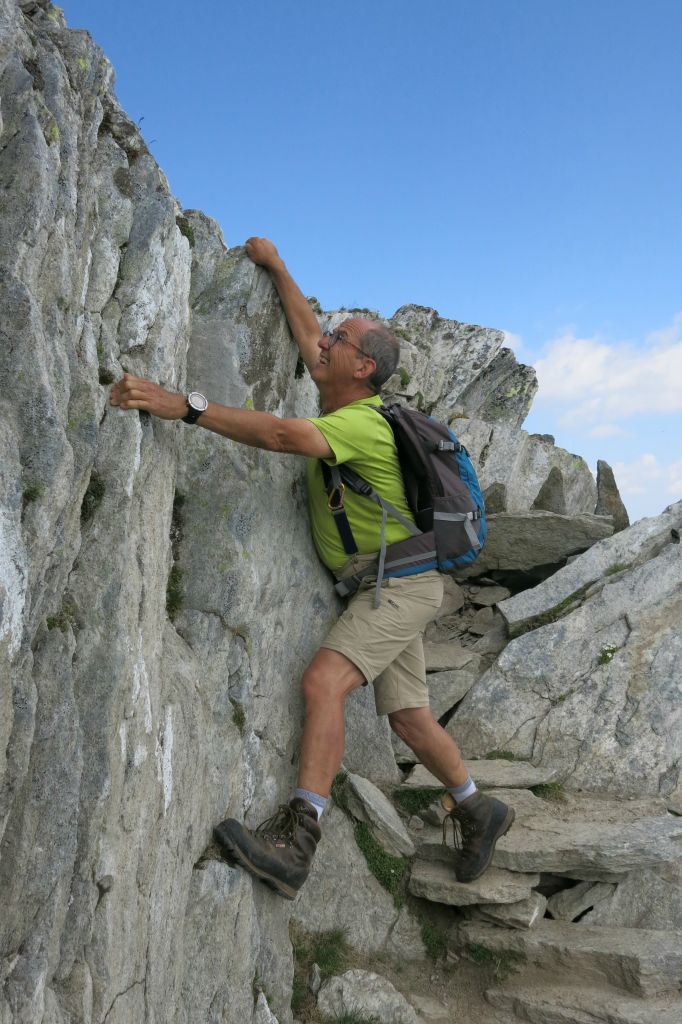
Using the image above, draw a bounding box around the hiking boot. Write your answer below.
[213,797,321,900]
[442,791,514,883]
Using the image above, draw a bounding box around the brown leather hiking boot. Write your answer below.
[442,791,515,883]
[213,797,321,899]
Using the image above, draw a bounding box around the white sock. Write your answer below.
[293,787,327,820]
[448,776,477,804]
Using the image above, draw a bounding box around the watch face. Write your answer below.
[187,391,208,412]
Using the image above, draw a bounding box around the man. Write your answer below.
[110,237,513,900]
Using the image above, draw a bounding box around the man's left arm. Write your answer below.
[110,374,333,458]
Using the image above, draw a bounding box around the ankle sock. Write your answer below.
[448,777,477,804]
[293,788,327,820]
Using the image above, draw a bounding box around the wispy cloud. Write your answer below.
[611,453,682,503]
[588,423,626,439]
[532,313,682,426]
[502,329,524,356]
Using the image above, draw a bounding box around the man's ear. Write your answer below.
[354,357,376,382]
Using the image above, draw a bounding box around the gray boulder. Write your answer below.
[451,516,682,798]
[463,511,614,573]
[292,806,422,956]
[317,969,420,1024]
[345,773,415,857]
[596,459,630,532]
[458,919,682,998]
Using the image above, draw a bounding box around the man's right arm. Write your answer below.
[245,237,321,373]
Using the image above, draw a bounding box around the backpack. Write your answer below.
[321,403,486,607]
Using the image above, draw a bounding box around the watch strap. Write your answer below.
[182,405,203,425]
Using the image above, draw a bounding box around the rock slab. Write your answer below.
[317,969,420,1024]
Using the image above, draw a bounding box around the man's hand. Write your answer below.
[110,373,186,420]
[244,236,321,372]
[245,237,284,272]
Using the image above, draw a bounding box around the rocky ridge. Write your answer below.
[1,3,679,1024]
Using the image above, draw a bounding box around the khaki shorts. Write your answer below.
[321,556,444,716]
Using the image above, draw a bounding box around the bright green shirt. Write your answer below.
[306,395,415,572]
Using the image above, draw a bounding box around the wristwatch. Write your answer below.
[182,391,208,424]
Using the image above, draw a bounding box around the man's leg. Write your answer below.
[388,705,469,787]
[297,647,365,798]
[213,647,364,898]
[388,705,514,883]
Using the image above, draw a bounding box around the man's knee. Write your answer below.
[389,706,433,747]
[301,648,364,708]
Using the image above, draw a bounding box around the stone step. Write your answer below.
[458,919,682,997]
[492,811,682,882]
[486,982,682,1024]
[465,891,547,930]
[409,857,539,907]
[402,760,558,791]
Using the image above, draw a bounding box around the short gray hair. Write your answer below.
[361,325,400,393]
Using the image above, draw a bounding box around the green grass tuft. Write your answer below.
[398,366,411,387]
[81,473,105,522]
[290,973,307,1013]
[486,750,520,761]
[393,787,444,815]
[333,773,409,907]
[230,700,246,735]
[175,215,195,248]
[22,482,45,511]
[606,562,631,576]
[46,598,76,633]
[353,822,409,908]
[514,585,590,636]
[290,924,352,1017]
[331,771,350,813]
[466,942,525,980]
[530,781,565,802]
[309,929,349,978]
[166,565,184,621]
[332,1015,381,1024]
[420,919,448,961]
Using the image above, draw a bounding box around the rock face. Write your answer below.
[596,459,630,532]
[1,5,678,1024]
[450,503,682,798]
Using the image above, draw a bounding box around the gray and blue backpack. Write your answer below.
[322,403,486,606]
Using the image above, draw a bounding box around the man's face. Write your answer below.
[312,318,373,387]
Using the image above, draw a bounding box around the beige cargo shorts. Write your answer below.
[321,553,444,715]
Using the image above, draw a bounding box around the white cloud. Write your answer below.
[666,459,682,496]
[502,329,524,355]
[588,423,626,439]
[532,314,682,425]
[611,453,682,502]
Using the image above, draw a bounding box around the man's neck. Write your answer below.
[318,383,376,414]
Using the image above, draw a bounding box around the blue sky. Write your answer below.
[61,0,681,523]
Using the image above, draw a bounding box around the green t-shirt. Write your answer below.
[306,395,415,572]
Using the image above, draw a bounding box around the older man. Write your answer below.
[110,238,513,899]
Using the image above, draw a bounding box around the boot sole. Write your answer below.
[213,827,299,900]
[455,805,516,884]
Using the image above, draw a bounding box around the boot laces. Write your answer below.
[254,804,300,843]
[442,806,477,853]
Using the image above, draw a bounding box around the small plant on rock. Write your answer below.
[353,822,409,909]
[393,787,444,815]
[530,781,565,803]
[466,942,525,980]
[598,645,618,665]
